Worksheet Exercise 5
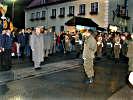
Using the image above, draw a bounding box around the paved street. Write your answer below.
[108,85,133,100]
[0,52,131,100]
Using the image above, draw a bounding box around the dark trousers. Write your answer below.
[20,46,25,59]
[3,49,12,67]
[0,52,4,66]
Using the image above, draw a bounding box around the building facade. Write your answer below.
[25,0,130,33]
[128,0,133,33]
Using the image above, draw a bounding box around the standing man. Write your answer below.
[30,26,44,70]
[49,28,54,55]
[127,34,133,73]
[96,34,103,59]
[2,29,13,70]
[75,31,83,58]
[17,29,26,60]
[25,28,32,58]
[114,34,121,64]
[0,30,5,68]
[82,29,97,84]
[43,29,51,58]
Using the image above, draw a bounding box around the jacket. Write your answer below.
[83,35,97,59]
[2,34,13,49]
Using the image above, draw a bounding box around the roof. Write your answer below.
[0,0,3,3]
[65,16,99,27]
[27,0,76,9]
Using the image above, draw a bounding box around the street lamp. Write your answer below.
[11,0,16,23]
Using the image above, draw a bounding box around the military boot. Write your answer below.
[83,77,94,84]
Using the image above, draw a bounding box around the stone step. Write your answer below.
[0,59,80,85]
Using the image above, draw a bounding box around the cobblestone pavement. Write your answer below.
[0,52,130,100]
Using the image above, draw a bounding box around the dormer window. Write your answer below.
[41,0,47,4]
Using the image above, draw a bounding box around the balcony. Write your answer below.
[35,18,40,20]
[78,13,85,16]
[58,14,65,18]
[116,5,130,20]
[67,13,74,17]
[40,17,46,20]
[50,16,56,19]
[30,18,35,21]
[117,14,130,20]
[90,11,98,15]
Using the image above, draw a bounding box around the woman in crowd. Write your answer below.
[11,31,18,57]
[56,32,61,52]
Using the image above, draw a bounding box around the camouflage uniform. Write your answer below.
[127,40,133,72]
[82,35,97,78]
[75,34,82,58]
[96,36,103,58]
[64,35,70,53]
[106,39,113,59]
[114,35,121,63]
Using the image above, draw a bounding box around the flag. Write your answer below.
[112,4,120,21]
[0,3,7,16]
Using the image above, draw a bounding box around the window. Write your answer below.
[52,9,56,17]
[120,6,126,16]
[79,4,85,15]
[90,2,98,15]
[30,13,35,21]
[59,7,65,18]
[60,7,65,16]
[41,0,46,4]
[69,6,74,15]
[42,11,46,18]
[115,4,130,19]
[52,26,56,32]
[31,13,35,19]
[51,9,56,19]
[60,26,64,32]
[36,12,40,19]
[41,11,46,20]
